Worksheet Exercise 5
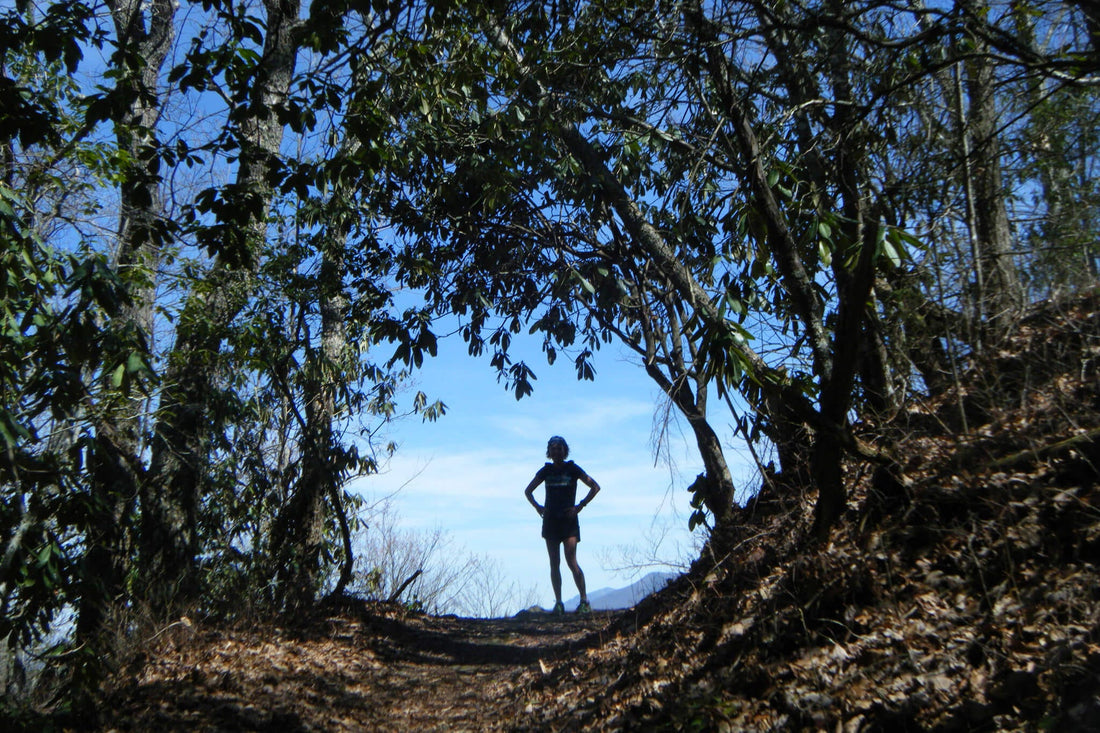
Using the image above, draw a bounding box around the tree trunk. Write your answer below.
[960,2,1024,334]
[270,197,352,609]
[78,0,174,640]
[139,0,300,615]
[482,7,878,535]
[810,9,882,537]
[687,0,878,536]
[76,430,139,641]
[858,300,900,414]
[1070,1,1100,58]
[643,359,736,522]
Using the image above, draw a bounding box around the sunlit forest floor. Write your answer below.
[16,293,1100,732]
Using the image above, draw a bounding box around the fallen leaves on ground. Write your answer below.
[89,293,1100,732]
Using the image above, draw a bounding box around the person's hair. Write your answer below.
[546,435,570,459]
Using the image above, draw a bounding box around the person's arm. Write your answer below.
[524,475,545,516]
[574,473,601,513]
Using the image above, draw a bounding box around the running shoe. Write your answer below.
[551,601,566,616]
[576,600,592,614]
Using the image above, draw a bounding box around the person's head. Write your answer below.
[546,435,570,460]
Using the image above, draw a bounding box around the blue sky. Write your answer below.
[348,324,751,613]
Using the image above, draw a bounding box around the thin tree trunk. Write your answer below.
[641,361,735,522]
[78,0,174,640]
[810,6,884,537]
[139,0,301,614]
[329,481,355,598]
[686,0,877,536]
[1070,1,1100,57]
[960,0,1024,334]
[270,131,358,608]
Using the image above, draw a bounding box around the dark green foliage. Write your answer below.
[0,208,143,647]
[0,0,1098,712]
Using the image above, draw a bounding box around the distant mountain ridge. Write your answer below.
[564,571,679,611]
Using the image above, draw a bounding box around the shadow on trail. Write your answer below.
[310,599,620,668]
[369,614,616,667]
[97,599,643,732]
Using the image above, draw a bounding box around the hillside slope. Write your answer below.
[513,293,1100,731]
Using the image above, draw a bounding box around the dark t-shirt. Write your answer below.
[535,461,587,518]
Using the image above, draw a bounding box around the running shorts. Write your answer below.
[542,514,580,543]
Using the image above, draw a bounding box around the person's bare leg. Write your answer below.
[563,536,587,603]
[545,538,563,604]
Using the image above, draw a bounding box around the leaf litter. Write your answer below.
[95,293,1100,731]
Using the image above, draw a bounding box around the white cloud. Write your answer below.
[342,333,721,611]
[350,433,701,611]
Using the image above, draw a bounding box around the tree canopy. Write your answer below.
[0,0,1097,704]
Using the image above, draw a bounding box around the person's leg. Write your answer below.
[545,538,563,605]
[562,536,587,603]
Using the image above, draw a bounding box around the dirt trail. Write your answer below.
[102,604,622,732]
[93,296,1100,732]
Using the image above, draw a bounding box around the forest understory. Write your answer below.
[4,3,1100,730]
[8,289,1095,732]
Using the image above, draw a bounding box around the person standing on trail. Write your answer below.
[524,435,601,615]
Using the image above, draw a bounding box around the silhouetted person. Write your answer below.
[524,436,601,614]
